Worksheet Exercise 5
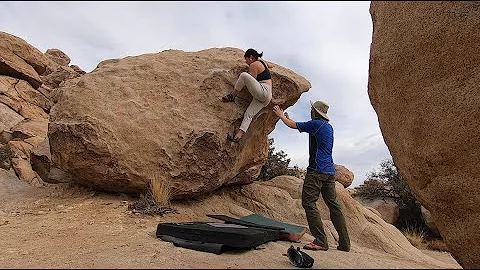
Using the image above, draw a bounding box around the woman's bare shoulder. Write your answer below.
[260,58,274,68]
[252,60,265,70]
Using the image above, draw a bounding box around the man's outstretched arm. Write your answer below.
[273,105,297,129]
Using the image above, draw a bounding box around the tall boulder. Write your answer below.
[48,48,311,198]
[368,2,480,268]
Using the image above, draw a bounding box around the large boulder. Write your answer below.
[368,2,480,268]
[48,48,311,198]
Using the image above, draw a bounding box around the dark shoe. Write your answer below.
[227,134,240,143]
[336,245,350,252]
[303,242,328,251]
[222,93,235,102]
[287,245,315,268]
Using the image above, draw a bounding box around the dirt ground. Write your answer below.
[0,169,462,269]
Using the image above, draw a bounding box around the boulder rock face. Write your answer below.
[0,31,50,89]
[30,139,51,183]
[30,138,72,184]
[368,2,480,268]
[421,205,440,237]
[69,65,86,75]
[48,48,311,198]
[0,102,23,132]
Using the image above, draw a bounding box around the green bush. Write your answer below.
[258,138,304,181]
[355,159,429,232]
[353,178,391,201]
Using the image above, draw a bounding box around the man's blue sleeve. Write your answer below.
[296,121,317,134]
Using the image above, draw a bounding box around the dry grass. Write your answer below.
[128,195,177,216]
[148,172,172,205]
[402,226,428,249]
[402,226,450,252]
[426,238,449,252]
[127,172,177,216]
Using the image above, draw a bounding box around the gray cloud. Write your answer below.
[0,1,390,186]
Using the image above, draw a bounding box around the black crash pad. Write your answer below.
[156,221,281,250]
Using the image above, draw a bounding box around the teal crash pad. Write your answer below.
[240,214,306,242]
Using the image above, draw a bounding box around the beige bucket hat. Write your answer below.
[310,100,330,121]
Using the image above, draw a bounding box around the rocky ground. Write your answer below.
[0,169,461,269]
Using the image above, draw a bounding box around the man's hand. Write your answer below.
[273,105,297,129]
[273,105,283,117]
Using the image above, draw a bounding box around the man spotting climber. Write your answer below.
[272,101,350,252]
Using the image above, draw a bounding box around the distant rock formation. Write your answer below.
[334,164,354,188]
[368,2,480,268]
[0,32,50,89]
[45,48,71,67]
[0,31,84,186]
[354,197,399,225]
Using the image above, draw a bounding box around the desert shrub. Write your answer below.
[402,225,427,249]
[0,143,12,170]
[128,194,177,216]
[353,178,390,201]
[258,137,304,181]
[426,238,449,252]
[402,225,450,251]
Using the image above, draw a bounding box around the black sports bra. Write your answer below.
[256,59,272,81]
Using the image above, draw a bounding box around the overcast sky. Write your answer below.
[0,1,391,187]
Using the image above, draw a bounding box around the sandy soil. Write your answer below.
[0,169,462,269]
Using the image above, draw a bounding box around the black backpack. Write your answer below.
[287,245,314,268]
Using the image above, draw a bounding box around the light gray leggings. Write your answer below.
[234,72,273,132]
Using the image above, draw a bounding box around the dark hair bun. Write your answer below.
[244,48,263,59]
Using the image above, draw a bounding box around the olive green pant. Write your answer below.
[301,169,350,249]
